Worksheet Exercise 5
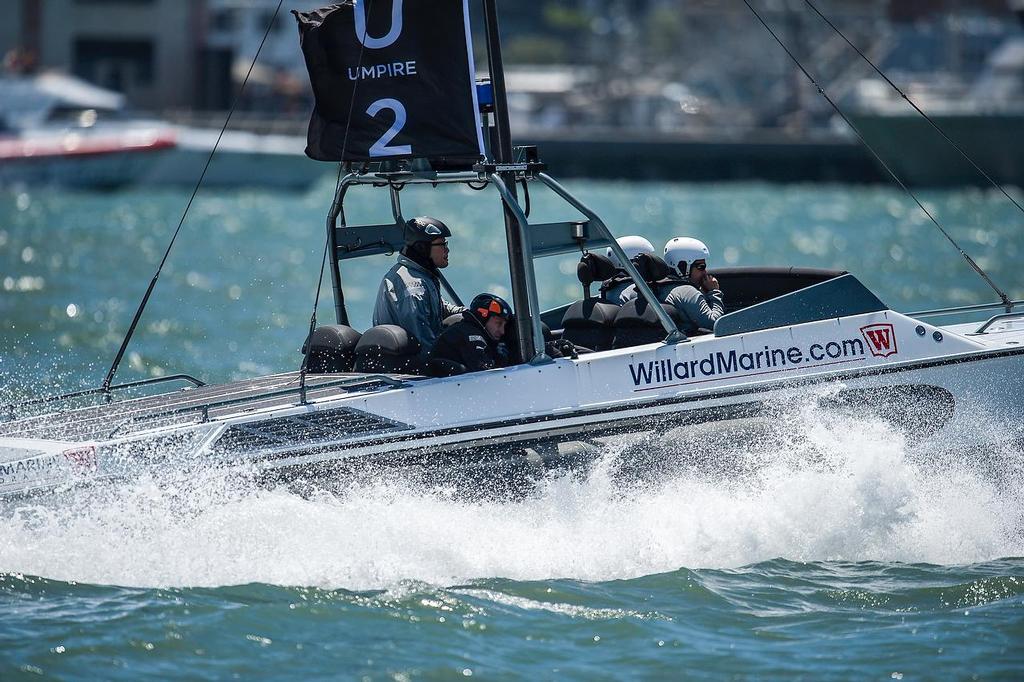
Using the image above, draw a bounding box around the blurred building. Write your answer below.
[3,0,1022,129]
[203,0,318,112]
[2,0,207,111]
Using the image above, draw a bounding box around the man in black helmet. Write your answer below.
[373,216,464,356]
[430,293,514,374]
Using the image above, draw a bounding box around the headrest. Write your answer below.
[577,252,619,286]
[632,253,673,283]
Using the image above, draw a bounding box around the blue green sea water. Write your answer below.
[1,177,1023,678]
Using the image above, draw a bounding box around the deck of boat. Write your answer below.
[0,372,416,443]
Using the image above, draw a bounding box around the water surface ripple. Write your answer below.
[1,180,1023,678]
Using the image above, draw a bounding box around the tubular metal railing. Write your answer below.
[910,299,1024,319]
[105,374,406,438]
[4,374,205,421]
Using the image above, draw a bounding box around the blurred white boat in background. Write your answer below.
[0,72,327,190]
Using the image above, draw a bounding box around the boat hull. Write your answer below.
[0,126,328,190]
[3,308,1023,498]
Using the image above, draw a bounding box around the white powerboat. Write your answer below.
[0,72,326,190]
[0,72,178,189]
[2,2,1022,498]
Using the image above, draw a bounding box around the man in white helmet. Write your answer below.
[661,236,725,334]
[601,235,655,304]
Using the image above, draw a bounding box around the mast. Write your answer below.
[482,0,537,362]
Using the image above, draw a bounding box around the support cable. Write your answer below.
[741,0,1012,311]
[803,0,1024,219]
[101,0,286,393]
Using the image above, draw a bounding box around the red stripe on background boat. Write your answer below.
[0,130,177,160]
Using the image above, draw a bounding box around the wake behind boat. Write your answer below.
[2,1,1023,498]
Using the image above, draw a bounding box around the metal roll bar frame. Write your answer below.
[324,168,685,366]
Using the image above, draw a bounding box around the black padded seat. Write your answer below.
[558,252,625,351]
[561,299,620,351]
[612,298,687,348]
[302,324,362,373]
[353,325,426,374]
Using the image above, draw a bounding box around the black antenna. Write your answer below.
[802,0,1024,219]
[101,0,286,393]
[483,0,536,362]
[742,0,1012,311]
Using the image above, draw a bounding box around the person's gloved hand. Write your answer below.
[557,339,579,359]
[495,341,512,364]
[545,339,578,360]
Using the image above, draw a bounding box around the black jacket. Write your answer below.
[430,314,511,373]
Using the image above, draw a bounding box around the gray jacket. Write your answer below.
[617,281,685,305]
[372,255,462,354]
[663,284,725,333]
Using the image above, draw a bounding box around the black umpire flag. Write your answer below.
[293,1,485,162]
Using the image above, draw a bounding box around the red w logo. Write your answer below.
[860,323,898,358]
[62,445,97,471]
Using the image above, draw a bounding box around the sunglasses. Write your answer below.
[431,240,450,249]
[691,262,707,271]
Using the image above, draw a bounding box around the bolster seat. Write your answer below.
[611,298,687,349]
[352,325,425,375]
[301,324,362,373]
[560,252,622,352]
[610,253,686,349]
[560,299,620,351]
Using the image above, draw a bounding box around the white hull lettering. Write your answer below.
[353,0,404,49]
[629,335,873,388]
[347,61,418,81]
[0,454,62,484]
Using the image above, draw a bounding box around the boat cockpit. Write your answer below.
[302,160,855,379]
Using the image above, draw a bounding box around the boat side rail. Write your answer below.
[4,374,206,422]
[974,311,1024,335]
[910,299,1023,320]
[105,374,408,438]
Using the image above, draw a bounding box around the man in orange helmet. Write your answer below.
[430,293,513,374]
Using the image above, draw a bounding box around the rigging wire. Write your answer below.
[298,1,376,400]
[299,165,345,403]
[803,0,1024,219]
[101,0,286,393]
[741,0,1012,311]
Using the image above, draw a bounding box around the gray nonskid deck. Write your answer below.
[0,372,417,442]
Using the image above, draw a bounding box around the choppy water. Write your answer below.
[2,177,1024,678]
